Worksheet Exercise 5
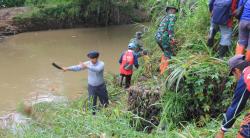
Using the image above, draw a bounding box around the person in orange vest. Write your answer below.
[119,43,139,88]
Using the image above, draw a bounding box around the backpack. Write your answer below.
[212,0,232,25]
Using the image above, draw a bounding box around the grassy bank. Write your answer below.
[10,0,149,32]
[2,78,244,138]
[3,0,250,138]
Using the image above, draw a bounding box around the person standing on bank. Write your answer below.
[215,55,250,138]
[62,51,109,115]
[155,5,178,75]
[208,0,237,58]
[119,43,139,89]
[129,31,144,57]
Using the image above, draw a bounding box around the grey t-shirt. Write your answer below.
[67,61,105,86]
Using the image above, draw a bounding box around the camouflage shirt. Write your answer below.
[156,14,177,40]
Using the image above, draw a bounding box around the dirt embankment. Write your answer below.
[0,7,30,38]
[0,7,149,39]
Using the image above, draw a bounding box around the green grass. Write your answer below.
[3,0,250,137]
[10,97,245,138]
[13,0,149,29]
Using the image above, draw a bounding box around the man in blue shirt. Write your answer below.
[208,0,237,58]
[62,51,109,115]
[216,55,250,138]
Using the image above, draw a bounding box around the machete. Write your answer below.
[52,62,63,70]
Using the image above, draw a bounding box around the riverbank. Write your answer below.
[0,74,244,138]
[0,7,30,36]
[0,1,149,37]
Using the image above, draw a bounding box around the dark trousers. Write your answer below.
[120,74,132,88]
[88,83,109,115]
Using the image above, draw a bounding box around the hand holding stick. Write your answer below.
[52,62,67,72]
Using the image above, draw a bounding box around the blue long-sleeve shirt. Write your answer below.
[222,74,250,131]
[67,61,105,86]
[119,50,139,68]
[238,0,250,21]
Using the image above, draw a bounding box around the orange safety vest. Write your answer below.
[120,50,134,75]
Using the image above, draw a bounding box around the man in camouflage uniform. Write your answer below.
[155,6,178,74]
[129,32,144,57]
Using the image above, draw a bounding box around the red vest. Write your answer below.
[243,66,250,91]
[120,50,134,75]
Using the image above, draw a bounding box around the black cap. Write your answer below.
[166,6,179,13]
[87,51,99,59]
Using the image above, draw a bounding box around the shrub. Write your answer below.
[140,0,236,126]
[166,51,234,125]
[13,3,82,30]
[1,0,25,7]
[25,0,46,6]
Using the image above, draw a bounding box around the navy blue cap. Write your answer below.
[87,51,99,59]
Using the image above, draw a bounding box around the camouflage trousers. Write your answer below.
[155,32,176,58]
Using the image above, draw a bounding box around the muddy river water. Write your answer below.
[0,24,143,114]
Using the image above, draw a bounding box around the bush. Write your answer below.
[13,3,82,30]
[167,50,234,125]
[13,0,149,31]
[140,0,236,126]
[25,0,47,6]
[25,0,71,6]
[1,0,25,7]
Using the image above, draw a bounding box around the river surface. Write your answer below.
[0,24,143,114]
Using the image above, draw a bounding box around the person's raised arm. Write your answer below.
[63,62,86,72]
[220,77,247,132]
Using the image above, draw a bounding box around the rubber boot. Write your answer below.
[246,50,250,62]
[207,28,217,47]
[207,37,214,47]
[235,43,245,55]
[160,55,169,75]
[217,45,229,59]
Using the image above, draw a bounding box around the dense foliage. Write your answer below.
[1,0,25,7]
[138,0,237,127]
[11,0,149,31]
